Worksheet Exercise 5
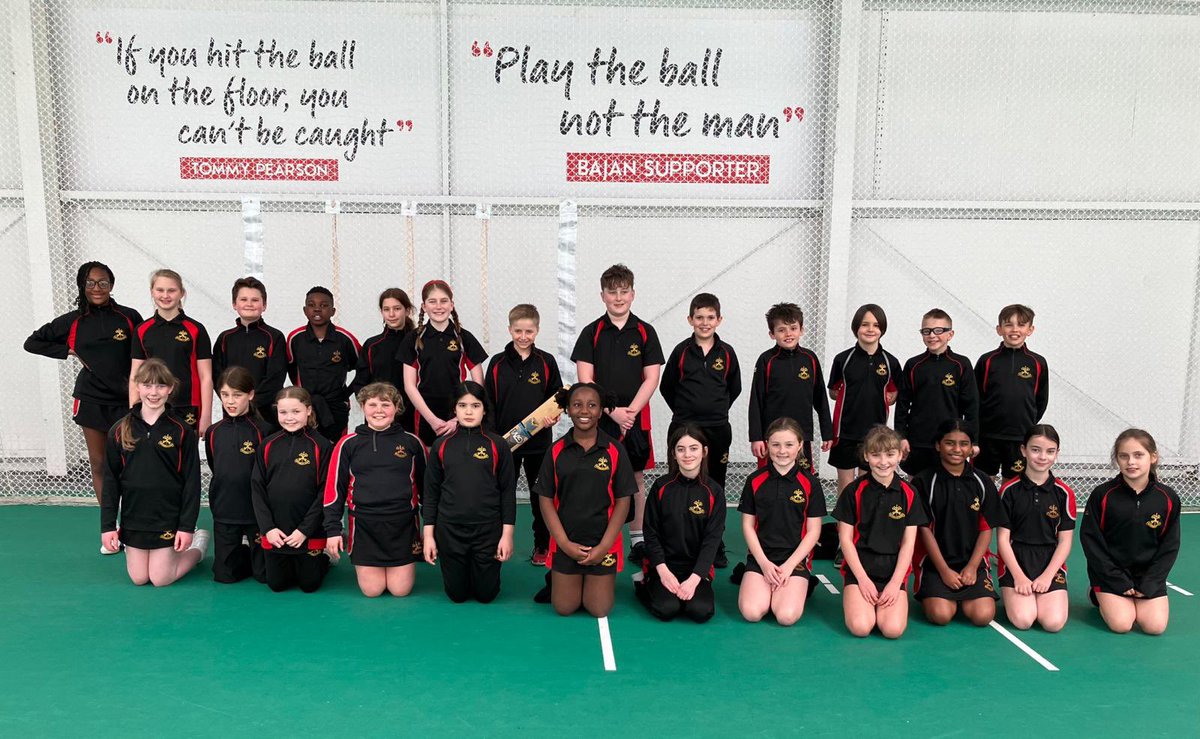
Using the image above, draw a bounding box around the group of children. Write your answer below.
[25,261,1183,637]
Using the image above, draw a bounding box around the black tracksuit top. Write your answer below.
[204,413,271,525]
[132,311,212,408]
[423,426,517,527]
[644,472,727,577]
[910,464,1007,568]
[894,348,979,448]
[350,326,411,394]
[747,345,833,442]
[827,344,902,443]
[24,301,143,405]
[974,343,1049,441]
[484,343,564,456]
[212,319,288,412]
[322,422,427,535]
[285,323,361,404]
[660,334,742,426]
[1081,476,1180,592]
[101,405,200,533]
[251,428,333,540]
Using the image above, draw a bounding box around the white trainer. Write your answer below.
[189,529,211,559]
[100,542,123,555]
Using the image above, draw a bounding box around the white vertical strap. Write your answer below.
[476,203,492,346]
[326,199,341,305]
[241,197,263,279]
[402,201,418,297]
[557,200,579,386]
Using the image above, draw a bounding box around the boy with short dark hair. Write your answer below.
[895,308,979,475]
[974,304,1048,478]
[213,277,287,428]
[485,304,564,565]
[572,264,664,562]
[286,286,361,441]
[747,302,833,470]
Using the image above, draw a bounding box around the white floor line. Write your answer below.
[816,573,840,594]
[597,616,617,672]
[1167,582,1194,597]
[988,621,1059,672]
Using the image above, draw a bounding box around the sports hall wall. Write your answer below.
[3,0,1199,505]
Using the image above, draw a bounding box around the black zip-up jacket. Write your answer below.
[974,343,1049,441]
[286,323,361,418]
[423,426,517,527]
[1081,476,1180,593]
[101,405,200,533]
[204,413,271,525]
[251,428,332,541]
[25,301,143,404]
[212,319,288,413]
[643,472,727,577]
[747,345,832,442]
[485,343,564,456]
[350,326,411,394]
[323,422,427,535]
[660,334,742,426]
[895,349,979,448]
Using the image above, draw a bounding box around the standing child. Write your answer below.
[996,424,1075,632]
[423,382,517,603]
[400,280,488,446]
[212,277,288,430]
[895,308,978,475]
[205,367,271,583]
[827,303,902,492]
[737,417,825,627]
[747,303,833,472]
[101,359,209,585]
[25,261,142,523]
[572,264,663,564]
[835,425,928,638]
[324,382,426,598]
[911,420,1007,626]
[350,288,417,432]
[974,304,1049,479]
[484,304,563,564]
[252,387,333,593]
[535,383,636,617]
[130,269,213,433]
[639,425,726,623]
[286,286,361,443]
[1081,429,1180,635]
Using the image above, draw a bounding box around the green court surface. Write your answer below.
[2,506,1198,738]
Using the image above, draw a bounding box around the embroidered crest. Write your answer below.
[789,489,806,505]
[158,434,175,449]
[240,440,255,455]
[159,531,175,541]
[1147,513,1163,529]
[447,339,459,353]
[627,343,642,357]
[184,413,197,426]
[712,357,725,371]
[307,550,322,558]
[689,500,706,516]
[798,367,811,380]
[1018,366,1033,379]
[888,504,905,520]
[594,457,610,472]
[331,350,342,364]
[983,577,994,592]
[1054,572,1066,585]
[1010,459,1025,473]
[798,456,810,469]
[601,552,617,567]
[942,373,956,387]
[394,445,409,459]
[719,452,729,464]
[876,363,887,376]
[112,328,127,341]
[1046,504,1060,520]
[473,446,490,460]
[253,345,267,359]
[295,451,311,466]
[528,371,541,385]
[970,496,981,512]
[174,330,191,343]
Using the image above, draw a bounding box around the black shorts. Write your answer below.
[999,543,1068,591]
[827,439,867,471]
[599,415,654,472]
[841,549,907,592]
[119,528,179,550]
[73,399,126,433]
[549,536,623,576]
[744,549,812,581]
[900,446,937,476]
[914,561,998,601]
[348,514,416,567]
[975,438,1025,478]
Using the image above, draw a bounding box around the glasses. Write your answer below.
[85,280,112,289]
[919,327,952,336]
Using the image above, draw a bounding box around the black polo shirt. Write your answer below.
[132,311,213,407]
[285,323,361,403]
[911,464,1006,568]
[998,473,1077,546]
[1081,476,1181,590]
[24,300,143,405]
[571,313,664,405]
[660,334,742,425]
[747,344,833,442]
[212,318,288,411]
[894,348,978,448]
[975,343,1050,441]
[828,343,902,443]
[834,474,928,556]
[397,323,487,417]
[533,429,636,547]
[737,463,826,553]
[485,343,564,456]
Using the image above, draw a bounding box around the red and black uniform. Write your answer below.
[204,413,271,583]
[747,345,833,471]
[827,344,902,471]
[660,334,742,487]
[132,311,212,429]
[910,464,1006,601]
[485,342,564,551]
[24,300,143,431]
[251,427,333,592]
[738,463,826,581]
[100,405,200,550]
[834,474,928,590]
[1081,476,1180,601]
[534,428,637,575]
[424,426,516,602]
[350,326,415,432]
[894,349,978,475]
[286,323,361,441]
[398,323,488,445]
[212,319,287,429]
[997,473,1076,591]
[974,344,1049,477]
[323,422,426,568]
[571,314,665,471]
[640,473,726,622]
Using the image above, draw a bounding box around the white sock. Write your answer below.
[630,530,644,545]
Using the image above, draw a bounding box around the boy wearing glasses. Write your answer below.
[895,309,979,475]
[973,304,1048,479]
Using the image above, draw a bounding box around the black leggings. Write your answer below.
[264,551,329,593]
[639,571,715,623]
[436,521,503,603]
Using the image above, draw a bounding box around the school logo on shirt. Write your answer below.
[447,340,459,353]
[253,345,267,359]
[719,452,729,464]
[240,441,255,455]
[627,343,642,357]
[1046,504,1060,520]
[942,373,956,387]
[689,500,706,516]
[295,451,312,466]
[1147,513,1163,529]
[970,496,981,512]
[174,330,191,343]
[876,363,887,376]
[394,445,409,459]
[798,456,810,469]
[184,412,197,426]
[331,351,342,364]
[798,367,811,380]
[473,446,490,460]
[159,530,175,540]
[888,504,905,520]
[1018,366,1033,379]
[1010,460,1025,473]
[113,328,127,341]
[594,457,611,472]
[712,357,725,371]
[789,489,806,505]
[528,371,541,385]
[601,552,617,567]
[158,434,175,449]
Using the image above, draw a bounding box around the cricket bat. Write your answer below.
[503,389,567,450]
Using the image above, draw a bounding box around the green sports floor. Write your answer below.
[2,505,1198,738]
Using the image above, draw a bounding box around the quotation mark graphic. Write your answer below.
[470,40,493,57]
[783,106,805,123]
[95,31,113,44]
[395,120,414,131]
